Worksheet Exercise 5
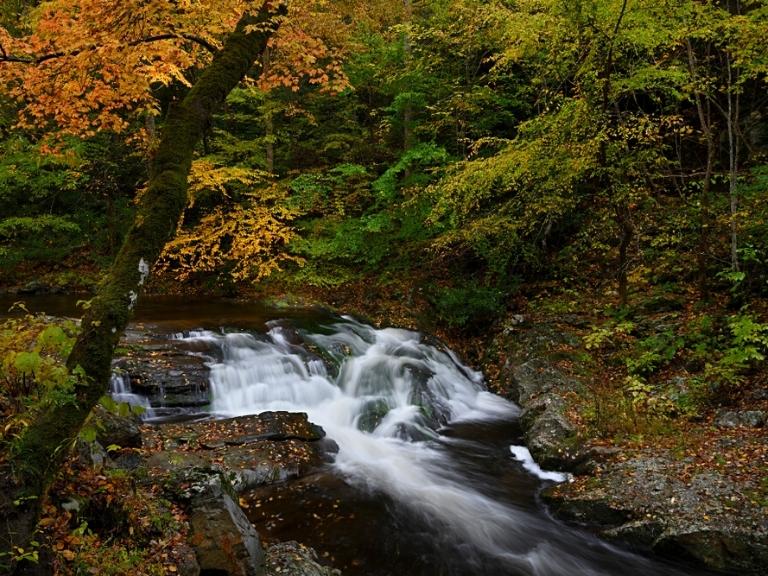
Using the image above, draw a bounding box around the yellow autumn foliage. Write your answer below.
[157,160,302,282]
[158,200,301,282]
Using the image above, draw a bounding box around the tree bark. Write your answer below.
[0,3,284,571]
[402,0,414,157]
[263,46,275,173]
[616,202,635,307]
[686,38,717,294]
[726,51,740,272]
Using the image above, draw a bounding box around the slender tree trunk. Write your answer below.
[686,38,716,293]
[263,46,275,173]
[726,52,740,271]
[0,4,283,571]
[402,0,413,155]
[600,0,630,305]
[616,203,635,307]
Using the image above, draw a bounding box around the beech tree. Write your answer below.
[0,0,360,570]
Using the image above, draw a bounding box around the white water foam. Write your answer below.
[510,445,570,483]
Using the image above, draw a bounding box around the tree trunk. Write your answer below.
[616,202,635,307]
[686,38,716,294]
[402,0,414,160]
[0,3,283,571]
[262,46,275,172]
[726,52,740,272]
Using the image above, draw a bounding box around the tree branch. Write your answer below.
[0,33,219,65]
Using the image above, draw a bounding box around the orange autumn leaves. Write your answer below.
[0,0,354,144]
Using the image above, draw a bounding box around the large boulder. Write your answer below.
[144,412,330,493]
[187,473,265,576]
[496,324,582,469]
[92,405,142,448]
[543,452,768,574]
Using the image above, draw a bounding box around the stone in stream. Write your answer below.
[543,453,768,574]
[187,472,265,576]
[143,412,339,576]
[113,337,211,408]
[266,542,341,576]
[144,412,331,493]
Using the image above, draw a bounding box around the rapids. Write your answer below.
[169,315,704,576]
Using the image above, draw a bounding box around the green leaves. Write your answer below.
[12,352,41,376]
[1,313,80,440]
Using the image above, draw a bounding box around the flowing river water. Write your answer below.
[2,296,714,576]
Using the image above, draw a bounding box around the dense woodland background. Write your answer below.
[1,1,768,573]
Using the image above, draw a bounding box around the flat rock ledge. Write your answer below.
[95,409,341,576]
[542,452,768,575]
[493,320,768,575]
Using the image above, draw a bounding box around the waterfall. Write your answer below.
[109,373,154,419]
[172,316,691,576]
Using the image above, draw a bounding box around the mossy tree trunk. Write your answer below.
[0,3,284,572]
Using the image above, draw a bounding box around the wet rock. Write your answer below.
[74,438,107,470]
[92,405,142,448]
[603,519,664,548]
[357,398,390,432]
[524,402,579,470]
[175,543,201,576]
[187,473,265,576]
[543,490,632,528]
[496,324,582,472]
[714,409,766,428]
[653,528,768,574]
[144,412,329,494]
[510,358,572,405]
[545,451,768,574]
[265,542,340,576]
[17,280,48,295]
[113,340,210,408]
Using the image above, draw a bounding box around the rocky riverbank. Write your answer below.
[488,317,768,575]
[91,408,340,576]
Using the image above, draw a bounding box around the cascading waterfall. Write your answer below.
[109,373,154,419]
[174,316,693,576]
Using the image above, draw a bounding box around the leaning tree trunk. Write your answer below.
[0,3,283,571]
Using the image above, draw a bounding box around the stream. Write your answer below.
[2,296,713,576]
